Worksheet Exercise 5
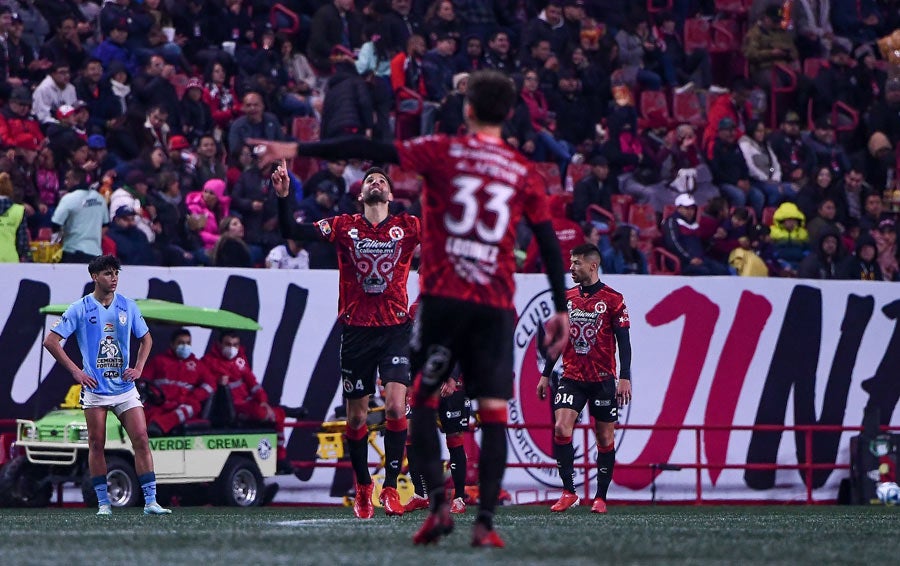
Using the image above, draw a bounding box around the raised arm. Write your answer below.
[272,160,332,241]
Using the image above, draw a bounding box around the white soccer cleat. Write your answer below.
[96,504,112,516]
[143,502,172,515]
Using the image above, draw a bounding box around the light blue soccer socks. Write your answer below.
[92,475,110,507]
[138,471,157,505]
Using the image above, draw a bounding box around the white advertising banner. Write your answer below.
[1,265,898,503]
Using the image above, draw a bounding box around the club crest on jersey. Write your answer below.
[389,226,404,241]
[317,219,332,235]
[118,312,127,326]
[510,290,599,488]
[595,301,607,314]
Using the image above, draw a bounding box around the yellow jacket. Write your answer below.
[770,201,809,244]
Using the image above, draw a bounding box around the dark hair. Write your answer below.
[732,207,750,222]
[704,196,729,218]
[50,61,70,74]
[218,329,240,342]
[363,166,394,193]
[88,255,121,274]
[465,70,516,125]
[610,225,639,263]
[571,243,602,262]
[66,168,87,184]
[170,328,191,344]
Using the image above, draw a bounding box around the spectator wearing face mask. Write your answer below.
[142,328,218,436]
[202,330,300,474]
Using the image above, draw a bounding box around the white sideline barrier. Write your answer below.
[2,264,899,502]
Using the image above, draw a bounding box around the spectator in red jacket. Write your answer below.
[202,330,293,473]
[0,86,44,150]
[144,328,218,435]
[703,78,753,159]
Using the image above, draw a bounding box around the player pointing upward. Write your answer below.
[269,69,569,547]
[273,165,419,518]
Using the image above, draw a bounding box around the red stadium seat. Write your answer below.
[762,206,776,226]
[672,90,705,127]
[271,3,300,34]
[534,162,563,194]
[803,58,827,79]
[585,205,616,235]
[610,194,633,223]
[684,18,710,52]
[709,19,740,54]
[627,202,661,241]
[638,90,673,130]
[651,246,682,275]
[565,162,590,191]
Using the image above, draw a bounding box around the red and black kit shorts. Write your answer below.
[553,377,619,423]
[410,295,515,401]
[340,322,411,399]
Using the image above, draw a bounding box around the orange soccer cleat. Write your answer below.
[590,498,608,514]
[550,491,580,512]
[471,523,505,548]
[379,486,405,516]
[353,482,375,519]
[404,493,430,513]
[412,503,454,545]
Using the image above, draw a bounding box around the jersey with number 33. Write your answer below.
[396,133,550,310]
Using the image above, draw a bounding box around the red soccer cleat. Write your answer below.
[590,498,608,514]
[412,503,454,545]
[353,482,374,519]
[471,523,505,548]
[404,493,429,513]
[449,496,466,514]
[550,491,580,512]
[379,486,405,516]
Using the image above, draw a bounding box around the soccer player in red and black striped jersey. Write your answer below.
[263,69,569,548]
[273,165,419,519]
[538,243,633,514]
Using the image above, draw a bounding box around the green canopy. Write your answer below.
[40,299,261,331]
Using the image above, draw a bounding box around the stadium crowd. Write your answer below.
[0,0,898,280]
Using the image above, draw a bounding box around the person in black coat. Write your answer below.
[320,58,374,140]
[571,155,614,223]
[546,69,595,149]
[230,160,282,254]
[306,0,364,72]
[180,79,214,144]
[108,205,160,266]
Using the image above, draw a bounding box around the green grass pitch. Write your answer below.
[1,505,897,565]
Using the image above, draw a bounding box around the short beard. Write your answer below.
[361,191,388,205]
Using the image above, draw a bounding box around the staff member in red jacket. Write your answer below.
[202,329,294,473]
[143,328,217,435]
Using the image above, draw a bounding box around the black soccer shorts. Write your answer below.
[410,295,515,401]
[553,378,619,423]
[340,322,411,399]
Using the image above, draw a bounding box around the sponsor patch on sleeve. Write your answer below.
[317,219,332,236]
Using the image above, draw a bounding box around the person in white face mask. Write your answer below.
[201,330,300,474]
[143,328,218,436]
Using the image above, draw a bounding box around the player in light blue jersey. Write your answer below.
[43,255,171,516]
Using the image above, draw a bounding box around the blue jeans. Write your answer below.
[534,130,573,177]
[719,183,765,218]
[751,180,799,207]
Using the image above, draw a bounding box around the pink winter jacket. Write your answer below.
[185,179,231,250]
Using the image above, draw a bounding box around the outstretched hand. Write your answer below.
[272,159,290,197]
[543,312,569,359]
